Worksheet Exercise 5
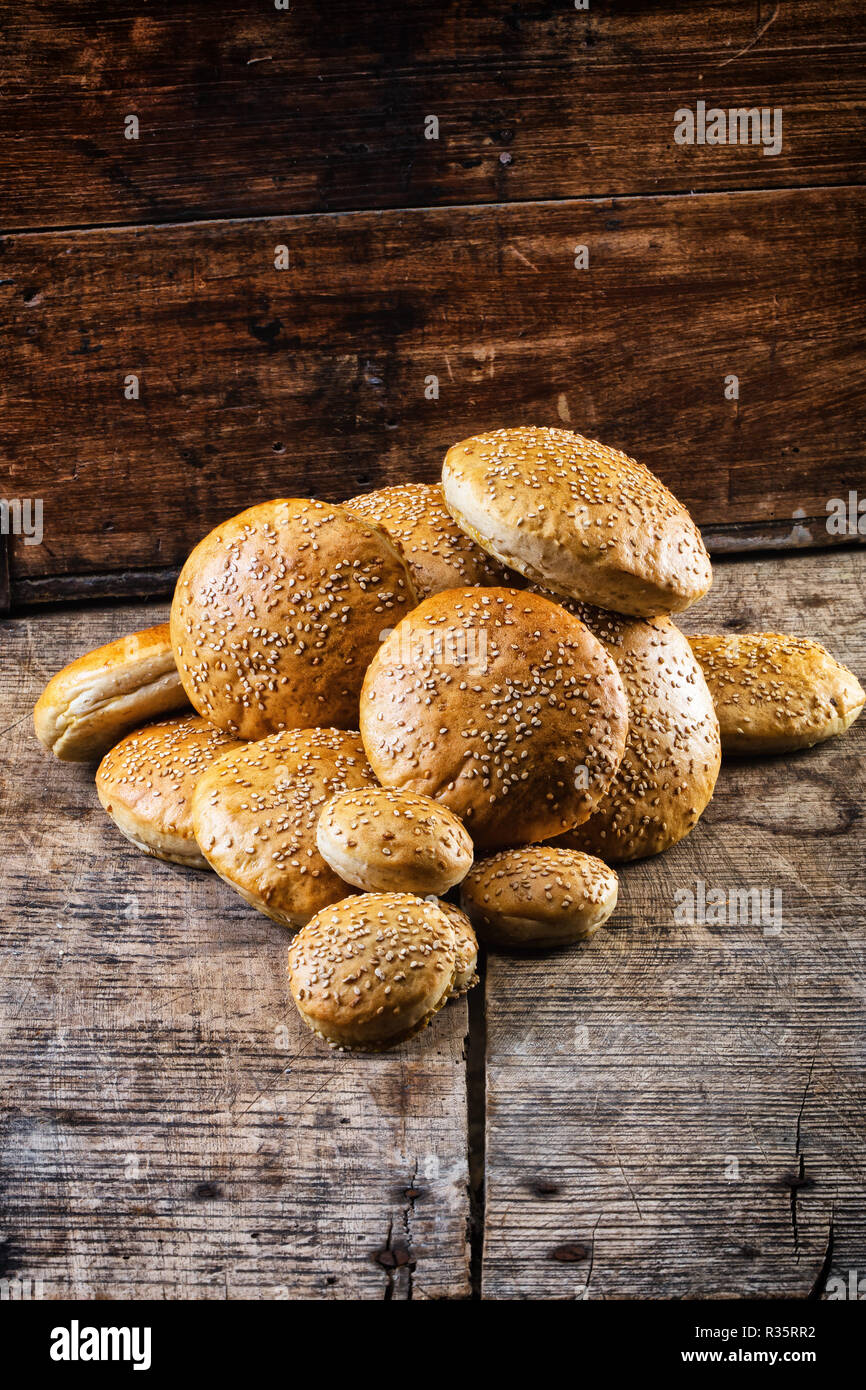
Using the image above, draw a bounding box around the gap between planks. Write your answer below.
[7,535,864,618]
[3,181,866,241]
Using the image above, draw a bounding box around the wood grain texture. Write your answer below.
[0,536,9,612]
[1,1,863,229]
[0,606,471,1299]
[2,556,864,1297]
[2,186,863,603]
[483,549,866,1299]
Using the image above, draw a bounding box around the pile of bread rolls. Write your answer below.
[34,427,865,1052]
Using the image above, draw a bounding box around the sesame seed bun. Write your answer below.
[316,787,474,896]
[95,715,242,867]
[542,598,721,861]
[460,846,618,948]
[359,586,628,850]
[191,728,377,928]
[688,633,866,755]
[345,481,513,600]
[288,892,458,1050]
[442,426,712,618]
[34,624,189,762]
[170,499,417,740]
[436,901,479,995]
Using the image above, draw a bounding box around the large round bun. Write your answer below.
[346,481,512,599]
[34,624,189,762]
[543,599,721,861]
[689,632,865,754]
[360,586,628,850]
[316,786,473,895]
[288,892,457,1050]
[191,727,377,927]
[442,426,712,618]
[96,715,242,867]
[170,499,417,740]
[460,846,618,948]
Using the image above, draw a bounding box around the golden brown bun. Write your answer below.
[360,587,628,850]
[33,624,189,761]
[436,901,479,995]
[170,499,417,740]
[460,846,618,948]
[191,727,377,928]
[542,598,721,861]
[316,787,474,895]
[288,892,457,1050]
[442,426,712,618]
[688,633,866,755]
[96,716,243,867]
[345,481,513,600]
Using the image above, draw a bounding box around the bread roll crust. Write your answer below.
[316,786,474,895]
[170,499,417,740]
[442,426,712,618]
[545,600,721,861]
[191,727,377,927]
[460,846,618,948]
[689,633,865,754]
[360,586,629,850]
[288,892,457,1050]
[96,715,242,867]
[436,901,480,995]
[346,481,512,599]
[34,623,188,761]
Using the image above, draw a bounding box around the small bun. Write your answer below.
[460,846,618,948]
[689,633,865,754]
[346,481,513,599]
[360,586,628,850]
[436,901,479,995]
[316,787,473,895]
[170,499,417,740]
[540,597,721,861]
[191,727,377,927]
[34,624,189,761]
[96,715,242,867]
[442,426,712,617]
[288,892,458,1050]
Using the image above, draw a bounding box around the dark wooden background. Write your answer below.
[1,0,864,610]
[2,3,865,1305]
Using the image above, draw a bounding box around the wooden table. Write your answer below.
[2,550,863,1299]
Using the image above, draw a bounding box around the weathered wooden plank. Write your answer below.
[0,606,471,1299]
[1,1,863,230]
[482,550,866,1299]
[8,516,865,613]
[3,560,864,1298]
[6,566,181,613]
[2,187,863,602]
[0,536,9,613]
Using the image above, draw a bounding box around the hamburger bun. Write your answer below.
[360,587,628,850]
[191,727,377,928]
[346,481,512,599]
[437,901,480,995]
[170,499,417,740]
[96,715,242,867]
[316,786,473,895]
[34,624,189,761]
[442,426,712,618]
[288,892,458,1050]
[688,633,866,754]
[543,598,721,861]
[460,846,618,948]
